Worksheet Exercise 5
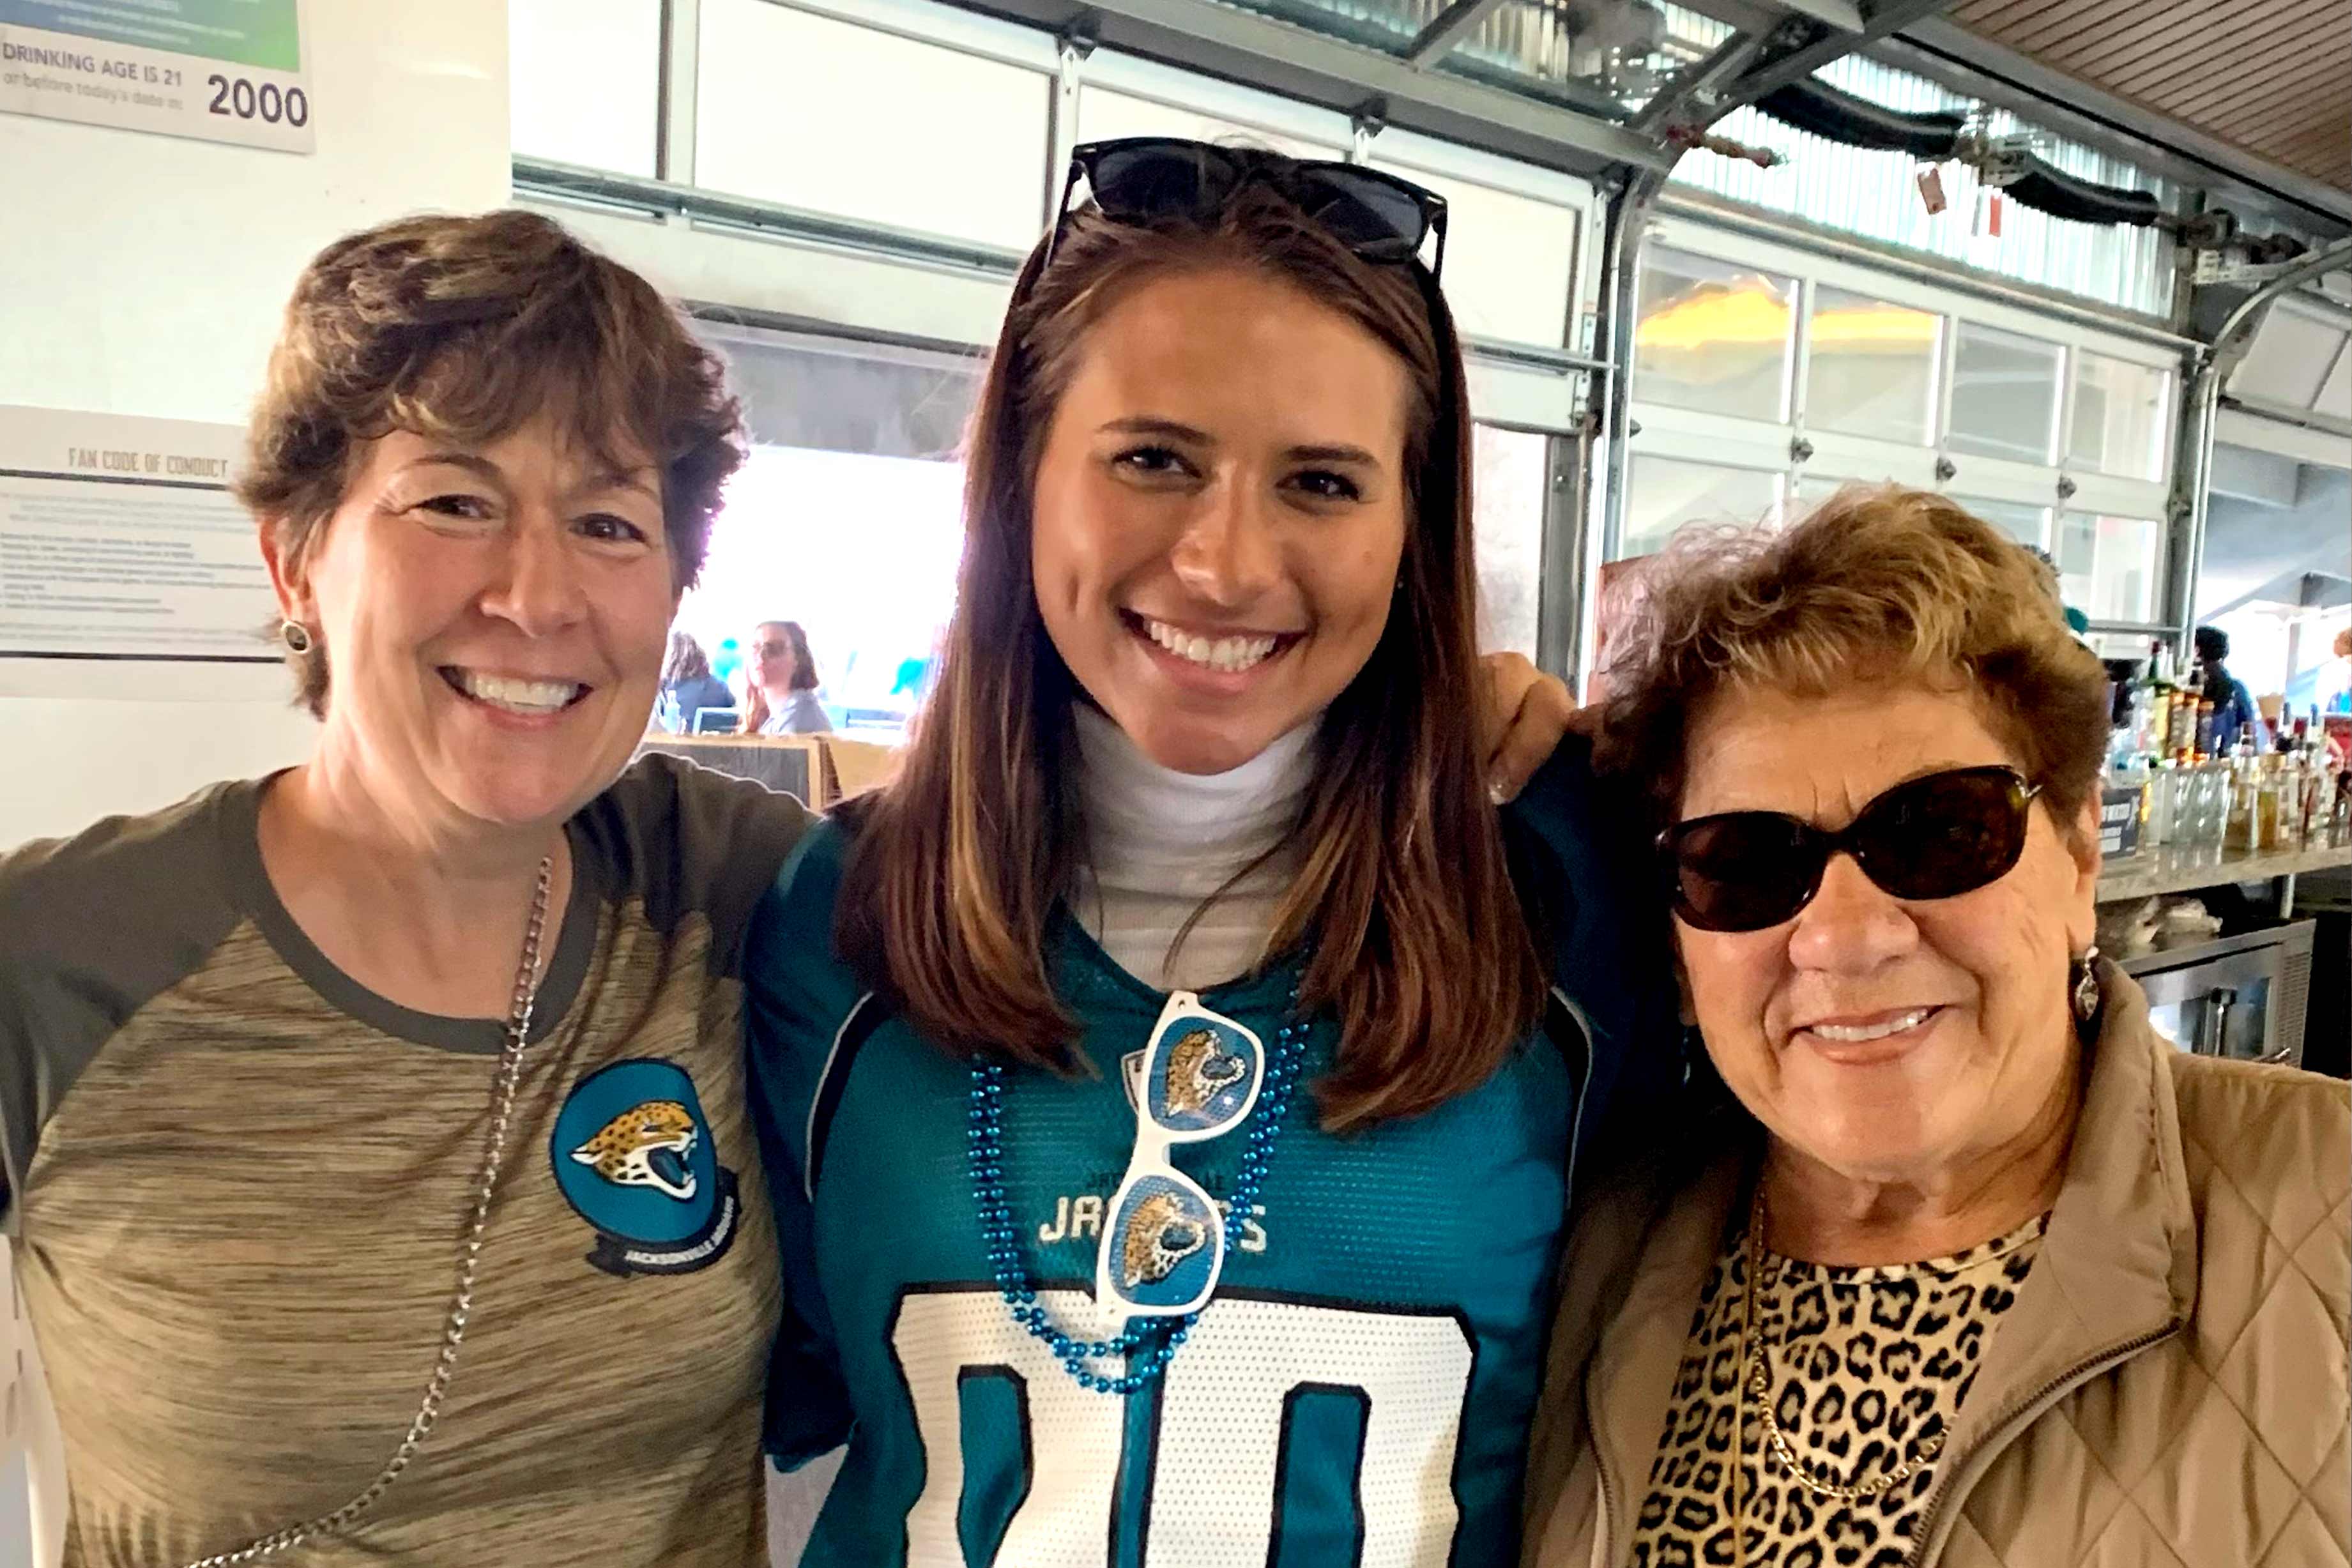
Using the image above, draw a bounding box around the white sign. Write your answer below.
[0,405,277,661]
[0,0,310,153]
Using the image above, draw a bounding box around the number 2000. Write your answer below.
[206,74,309,128]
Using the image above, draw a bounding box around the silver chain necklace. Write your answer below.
[179,855,556,1568]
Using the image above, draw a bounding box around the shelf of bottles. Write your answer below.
[2097,641,2352,901]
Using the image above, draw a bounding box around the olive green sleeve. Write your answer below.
[0,782,248,1231]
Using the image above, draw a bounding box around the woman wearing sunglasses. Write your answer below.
[747,139,1670,1565]
[1524,487,2349,1568]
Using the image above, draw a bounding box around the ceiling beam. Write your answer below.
[960,0,1672,176]
[1775,0,1866,29]
[1631,30,1773,139]
[1694,0,1957,122]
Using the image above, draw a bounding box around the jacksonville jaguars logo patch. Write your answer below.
[551,1060,740,1277]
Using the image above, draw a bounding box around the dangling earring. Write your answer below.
[280,619,313,655]
[2070,945,2102,1024]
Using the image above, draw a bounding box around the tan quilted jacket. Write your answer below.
[1525,964,2351,1568]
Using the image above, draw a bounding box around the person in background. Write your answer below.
[2194,623,2267,750]
[0,211,818,1567]
[712,634,745,694]
[2330,625,2351,715]
[745,139,1671,1565]
[657,629,737,733]
[743,618,832,735]
[1526,488,2347,1568]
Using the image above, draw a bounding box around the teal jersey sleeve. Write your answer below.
[746,825,864,1470]
[1501,735,1687,1184]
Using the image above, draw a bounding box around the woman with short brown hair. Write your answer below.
[0,210,814,1565]
[1525,485,2349,1568]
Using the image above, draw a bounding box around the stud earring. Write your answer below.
[280,620,314,655]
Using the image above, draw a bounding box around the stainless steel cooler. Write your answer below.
[2123,922,2316,1069]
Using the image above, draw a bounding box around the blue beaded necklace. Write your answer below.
[967,1004,1311,1395]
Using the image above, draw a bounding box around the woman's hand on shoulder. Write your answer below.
[1481,651,1594,804]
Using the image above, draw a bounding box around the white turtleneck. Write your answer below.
[1069,703,1318,994]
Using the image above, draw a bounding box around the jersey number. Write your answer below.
[892,1287,1475,1567]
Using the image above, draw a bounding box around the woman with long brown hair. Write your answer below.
[746,140,1670,1564]
[743,618,831,735]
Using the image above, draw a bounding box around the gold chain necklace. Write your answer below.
[1731,1185,1951,1561]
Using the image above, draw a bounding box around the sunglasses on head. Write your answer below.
[1096,990,1266,1317]
[1044,137,1449,281]
[1660,765,2044,934]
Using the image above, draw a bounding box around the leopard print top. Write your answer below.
[1630,1209,2047,1568]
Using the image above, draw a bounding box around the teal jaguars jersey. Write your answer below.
[748,743,1675,1567]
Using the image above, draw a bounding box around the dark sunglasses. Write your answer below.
[1044,137,1449,280]
[1660,765,2044,934]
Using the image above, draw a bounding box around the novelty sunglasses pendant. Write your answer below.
[969,988,1308,1394]
[1100,994,1267,1316]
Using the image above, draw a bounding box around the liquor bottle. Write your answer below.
[2139,641,2175,757]
[2171,694,2200,757]
[2226,741,2259,852]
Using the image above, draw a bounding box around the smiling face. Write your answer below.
[1672,681,2101,1191]
[263,419,676,836]
[1028,266,1413,775]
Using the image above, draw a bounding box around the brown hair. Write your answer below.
[744,618,821,733]
[1597,484,2111,840]
[236,209,745,716]
[664,630,714,685]
[836,181,1546,1132]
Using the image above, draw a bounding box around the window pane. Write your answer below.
[511,0,661,176]
[1805,288,1939,445]
[710,334,979,460]
[1794,475,1908,514]
[2068,353,2171,480]
[1472,426,1547,657]
[1633,248,1796,423]
[1076,86,1338,158]
[1793,475,1844,510]
[1952,496,2050,550]
[2087,514,2162,623]
[2056,510,2096,610]
[1386,166,1580,347]
[697,0,1051,252]
[1621,456,1779,559]
[1949,323,2061,466]
[675,339,978,740]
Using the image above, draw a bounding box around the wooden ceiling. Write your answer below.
[1947,0,2350,192]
